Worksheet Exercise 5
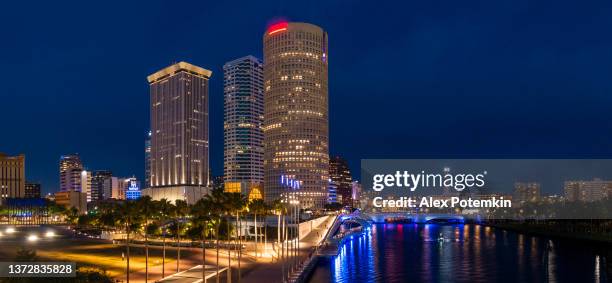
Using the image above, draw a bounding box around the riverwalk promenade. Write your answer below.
[145,215,335,283]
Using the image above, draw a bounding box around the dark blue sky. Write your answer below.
[2,0,612,195]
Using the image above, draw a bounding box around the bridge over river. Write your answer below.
[316,212,467,257]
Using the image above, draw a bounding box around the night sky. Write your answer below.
[2,0,612,195]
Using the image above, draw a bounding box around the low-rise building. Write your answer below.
[54,190,87,214]
[24,182,41,198]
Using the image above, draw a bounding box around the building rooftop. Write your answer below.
[147,61,212,83]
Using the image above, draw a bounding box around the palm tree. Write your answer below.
[116,200,142,283]
[98,201,118,234]
[137,196,157,282]
[249,199,266,258]
[263,202,270,257]
[271,199,284,260]
[204,187,226,283]
[174,199,189,273]
[157,199,174,278]
[191,198,213,283]
[226,193,247,282]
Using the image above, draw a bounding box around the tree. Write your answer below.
[204,187,226,283]
[64,207,80,237]
[271,199,285,260]
[249,199,266,258]
[157,198,174,278]
[174,199,190,273]
[226,193,247,282]
[47,201,66,223]
[191,198,213,283]
[137,196,158,282]
[115,200,142,283]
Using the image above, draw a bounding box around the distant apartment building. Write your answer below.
[327,179,338,204]
[352,181,362,207]
[144,61,212,204]
[81,170,92,202]
[24,182,41,198]
[212,175,224,191]
[564,179,612,202]
[59,154,83,192]
[111,177,124,200]
[91,170,112,201]
[0,153,25,202]
[513,182,541,205]
[329,156,353,207]
[223,56,264,200]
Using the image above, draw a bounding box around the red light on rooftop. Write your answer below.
[268,22,288,35]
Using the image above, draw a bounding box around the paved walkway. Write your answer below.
[117,215,335,283]
[241,215,336,283]
[158,265,227,283]
[117,245,255,283]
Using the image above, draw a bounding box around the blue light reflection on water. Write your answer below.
[310,224,610,283]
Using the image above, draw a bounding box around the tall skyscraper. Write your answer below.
[144,61,212,204]
[60,154,83,192]
[263,22,329,208]
[145,131,151,188]
[0,153,25,202]
[223,56,264,199]
[329,156,352,206]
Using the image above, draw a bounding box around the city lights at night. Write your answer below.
[1,1,611,283]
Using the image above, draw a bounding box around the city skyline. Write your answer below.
[3,1,612,195]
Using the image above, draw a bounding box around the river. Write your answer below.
[308,223,610,283]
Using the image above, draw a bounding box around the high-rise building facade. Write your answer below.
[327,179,337,204]
[145,131,151,188]
[91,170,112,201]
[81,170,92,202]
[60,154,83,192]
[223,56,264,199]
[0,153,25,202]
[263,22,329,208]
[329,156,353,207]
[25,182,41,198]
[144,61,211,204]
[352,180,362,208]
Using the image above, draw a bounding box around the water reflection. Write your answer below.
[310,224,609,283]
